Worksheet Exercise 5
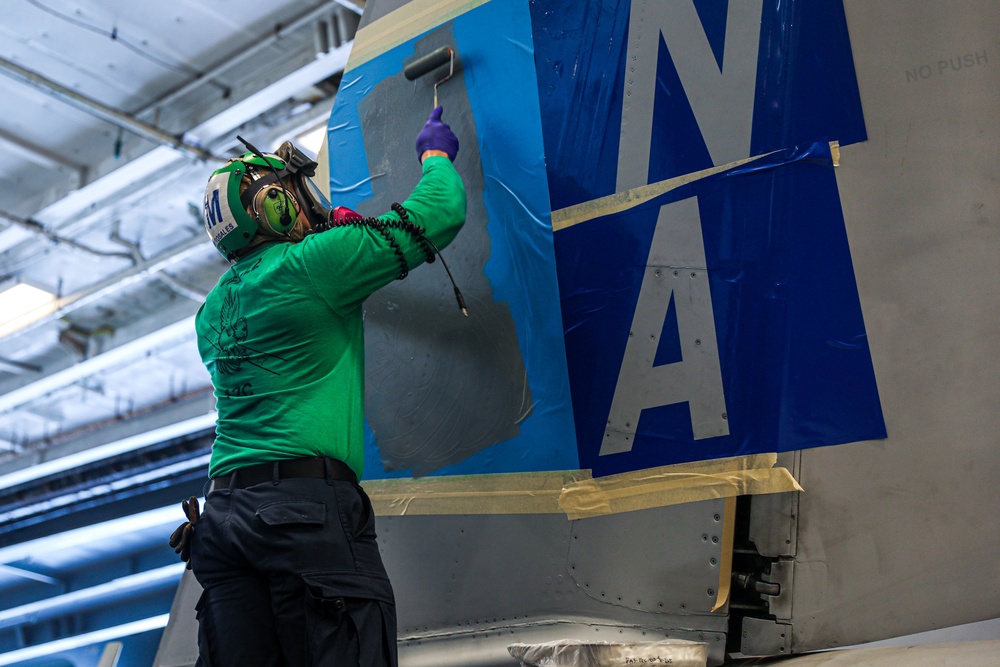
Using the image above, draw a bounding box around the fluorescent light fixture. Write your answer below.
[0,282,58,334]
[0,503,194,565]
[0,453,211,523]
[0,411,217,491]
[0,614,169,666]
[0,563,185,628]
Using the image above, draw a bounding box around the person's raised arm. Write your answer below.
[303,106,467,315]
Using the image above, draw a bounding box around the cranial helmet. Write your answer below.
[203,141,329,260]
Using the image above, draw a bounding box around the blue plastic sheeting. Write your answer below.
[529,0,881,476]
[326,0,579,478]
[327,0,881,481]
[555,143,886,477]
[530,0,867,211]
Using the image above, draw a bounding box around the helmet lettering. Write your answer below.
[204,188,223,230]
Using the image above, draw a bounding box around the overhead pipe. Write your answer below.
[0,0,358,245]
[134,0,361,120]
[0,0,364,180]
[0,209,134,261]
[0,233,208,343]
[0,55,219,163]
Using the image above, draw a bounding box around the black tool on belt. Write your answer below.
[169,497,200,569]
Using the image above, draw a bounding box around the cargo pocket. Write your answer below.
[194,589,216,667]
[352,484,374,538]
[302,572,397,667]
[256,499,325,527]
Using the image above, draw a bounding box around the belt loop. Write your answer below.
[228,470,237,491]
[323,457,334,486]
[272,461,280,485]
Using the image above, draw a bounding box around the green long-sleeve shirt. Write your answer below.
[195,156,466,479]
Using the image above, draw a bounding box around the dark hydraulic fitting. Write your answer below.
[732,572,781,596]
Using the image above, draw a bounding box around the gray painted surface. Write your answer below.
[381,502,729,628]
[155,501,732,666]
[152,570,201,667]
[355,25,533,476]
[747,0,1000,654]
[154,1,1000,664]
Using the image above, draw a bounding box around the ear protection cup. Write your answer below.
[204,140,320,259]
[251,185,298,235]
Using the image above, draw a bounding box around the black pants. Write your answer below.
[190,475,397,666]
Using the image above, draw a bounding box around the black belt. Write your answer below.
[209,457,357,492]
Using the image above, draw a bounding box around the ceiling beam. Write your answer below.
[0,614,170,666]
[135,1,358,120]
[0,563,184,629]
[0,56,217,162]
[0,316,198,414]
[0,233,207,343]
[0,505,180,565]
[0,407,216,492]
[0,129,82,173]
[0,40,352,256]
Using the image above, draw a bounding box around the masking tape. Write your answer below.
[347,0,491,72]
[712,496,736,612]
[558,453,803,520]
[365,470,589,516]
[365,454,802,518]
[830,140,841,167]
[550,152,777,232]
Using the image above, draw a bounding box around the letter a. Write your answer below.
[602,197,729,456]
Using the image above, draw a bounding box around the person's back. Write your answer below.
[197,149,465,481]
[173,107,465,666]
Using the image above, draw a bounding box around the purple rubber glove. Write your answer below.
[415,106,459,162]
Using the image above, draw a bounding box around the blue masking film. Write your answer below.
[327,0,579,478]
[530,0,880,475]
[556,143,886,477]
[751,0,868,155]
[529,0,628,212]
[530,0,867,210]
[334,0,879,481]
[437,2,580,476]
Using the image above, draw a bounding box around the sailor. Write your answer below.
[170,106,464,666]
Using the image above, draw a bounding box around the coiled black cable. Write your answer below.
[308,203,468,315]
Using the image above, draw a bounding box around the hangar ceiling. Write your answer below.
[0,1,362,664]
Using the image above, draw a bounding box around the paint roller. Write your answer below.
[404,46,455,108]
[402,45,467,317]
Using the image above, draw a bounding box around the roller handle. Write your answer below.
[404,47,454,81]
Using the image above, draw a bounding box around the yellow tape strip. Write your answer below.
[553,141,846,231]
[364,454,801,517]
[712,496,736,612]
[550,152,776,232]
[365,470,590,516]
[557,453,802,520]
[347,0,491,72]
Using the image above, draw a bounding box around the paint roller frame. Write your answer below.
[404,46,456,108]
